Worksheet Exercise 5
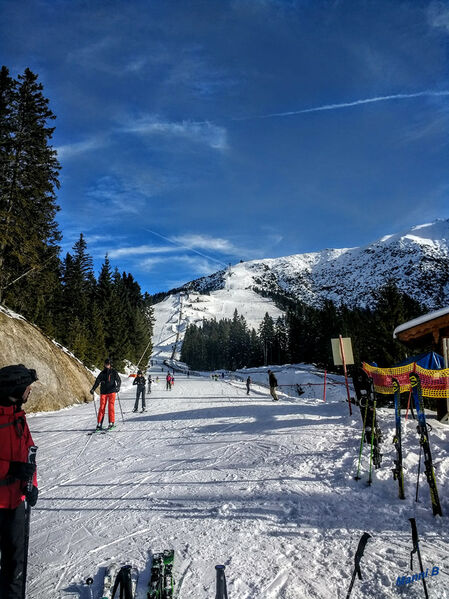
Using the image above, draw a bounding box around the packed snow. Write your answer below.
[26,360,449,598]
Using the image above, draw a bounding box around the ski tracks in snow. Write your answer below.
[26,370,449,598]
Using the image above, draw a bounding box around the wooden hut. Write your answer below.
[394,307,449,421]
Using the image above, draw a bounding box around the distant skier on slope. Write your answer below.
[133,370,146,412]
[90,358,121,431]
[246,376,251,395]
[268,370,278,401]
[147,374,152,394]
[166,373,172,390]
[0,365,39,599]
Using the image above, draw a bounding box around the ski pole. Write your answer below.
[405,388,412,421]
[215,565,228,599]
[22,445,38,599]
[415,443,422,502]
[354,397,369,481]
[117,392,125,423]
[85,577,94,599]
[367,400,376,485]
[409,518,429,599]
[346,532,371,599]
[92,393,98,419]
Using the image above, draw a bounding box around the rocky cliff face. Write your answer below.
[0,306,94,412]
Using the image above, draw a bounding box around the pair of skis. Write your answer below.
[353,370,383,484]
[98,551,174,599]
[148,550,175,598]
[100,563,138,599]
[391,374,442,516]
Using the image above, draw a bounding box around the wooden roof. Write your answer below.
[394,307,449,346]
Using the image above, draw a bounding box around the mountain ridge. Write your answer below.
[172,218,449,310]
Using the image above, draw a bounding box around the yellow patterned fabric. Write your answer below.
[362,362,449,398]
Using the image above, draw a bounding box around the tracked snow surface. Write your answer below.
[27,360,448,598]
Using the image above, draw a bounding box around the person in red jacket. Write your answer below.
[0,364,38,599]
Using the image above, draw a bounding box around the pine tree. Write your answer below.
[0,68,61,314]
[259,312,275,366]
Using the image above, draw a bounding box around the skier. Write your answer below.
[268,369,278,401]
[90,358,121,431]
[132,370,146,412]
[246,376,251,395]
[0,365,39,599]
[166,373,172,391]
[187,371,190,378]
[147,375,152,394]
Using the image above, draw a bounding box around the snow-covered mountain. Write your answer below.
[177,219,449,310]
[152,219,449,360]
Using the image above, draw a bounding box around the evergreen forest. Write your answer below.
[181,281,426,372]
[0,66,153,370]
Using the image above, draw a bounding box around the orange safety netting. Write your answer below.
[362,362,449,398]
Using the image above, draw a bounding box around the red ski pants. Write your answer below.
[98,393,116,424]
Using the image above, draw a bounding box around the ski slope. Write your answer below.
[152,289,283,362]
[26,361,449,598]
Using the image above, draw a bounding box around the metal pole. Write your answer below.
[117,392,125,423]
[323,369,327,402]
[409,518,429,599]
[339,335,352,415]
[215,565,228,599]
[22,445,38,599]
[92,393,98,419]
[415,444,422,502]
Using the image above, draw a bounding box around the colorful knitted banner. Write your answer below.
[362,362,449,398]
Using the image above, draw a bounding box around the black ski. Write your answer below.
[391,378,405,499]
[346,532,371,599]
[111,565,139,599]
[409,518,429,599]
[409,373,442,516]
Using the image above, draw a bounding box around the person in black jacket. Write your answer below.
[133,370,146,412]
[246,376,251,395]
[90,358,121,430]
[268,369,278,401]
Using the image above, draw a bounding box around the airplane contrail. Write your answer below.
[144,228,228,268]
[235,90,449,120]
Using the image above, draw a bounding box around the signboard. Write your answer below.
[331,337,354,366]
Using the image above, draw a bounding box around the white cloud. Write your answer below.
[56,136,105,159]
[173,234,236,252]
[108,245,179,258]
[140,254,217,275]
[428,2,449,33]
[86,176,147,216]
[119,115,228,150]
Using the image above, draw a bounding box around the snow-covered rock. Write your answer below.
[0,304,95,412]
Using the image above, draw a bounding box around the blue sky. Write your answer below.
[2,0,449,293]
